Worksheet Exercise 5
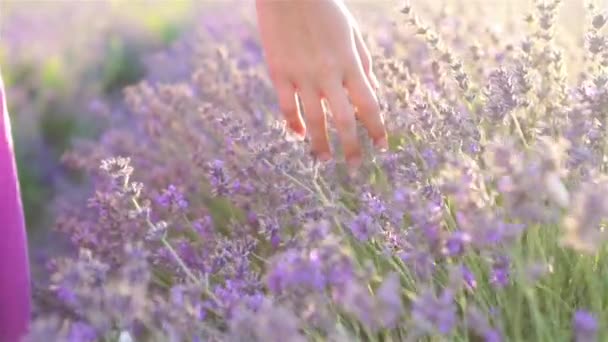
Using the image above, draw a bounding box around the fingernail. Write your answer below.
[347,156,362,177]
[294,132,306,141]
[375,136,389,151]
[289,124,306,139]
[318,152,332,162]
[312,150,332,163]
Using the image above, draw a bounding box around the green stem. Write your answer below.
[510,111,529,148]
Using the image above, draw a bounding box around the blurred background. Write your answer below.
[0,0,597,275]
[0,0,206,273]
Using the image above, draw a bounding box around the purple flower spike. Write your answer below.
[490,255,510,288]
[349,212,377,241]
[67,322,97,342]
[484,329,503,342]
[573,310,598,342]
[445,231,471,256]
[411,289,457,335]
[156,184,189,212]
[461,265,477,291]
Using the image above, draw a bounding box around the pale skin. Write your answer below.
[255,0,388,171]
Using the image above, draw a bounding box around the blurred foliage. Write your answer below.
[100,37,147,94]
[0,0,198,236]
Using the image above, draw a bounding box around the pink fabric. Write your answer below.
[0,72,31,341]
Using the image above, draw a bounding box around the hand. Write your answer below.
[255,0,387,170]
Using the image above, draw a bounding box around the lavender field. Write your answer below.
[2,0,608,341]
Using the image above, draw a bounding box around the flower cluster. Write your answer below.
[0,0,200,233]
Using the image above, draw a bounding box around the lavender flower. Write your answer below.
[561,180,608,253]
[411,288,457,335]
[461,265,477,291]
[156,184,189,211]
[349,212,378,241]
[227,299,306,342]
[573,310,598,342]
[484,69,518,122]
[21,2,608,341]
[67,322,97,342]
[466,305,503,342]
[444,231,471,256]
[375,272,405,328]
[337,272,403,332]
[490,255,511,288]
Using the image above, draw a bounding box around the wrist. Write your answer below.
[255,0,345,6]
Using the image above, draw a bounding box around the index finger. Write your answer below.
[344,65,387,150]
[323,81,362,170]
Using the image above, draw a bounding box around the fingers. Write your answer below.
[274,78,306,138]
[344,29,387,150]
[266,24,385,169]
[323,81,362,169]
[298,88,331,161]
[352,26,380,90]
[343,66,387,150]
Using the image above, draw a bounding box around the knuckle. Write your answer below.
[343,49,363,70]
[317,73,336,87]
[270,60,297,80]
[268,68,285,85]
[293,65,314,80]
[280,100,298,116]
[316,56,341,77]
[344,142,361,158]
[334,112,353,130]
[368,124,385,140]
[358,97,379,115]
[306,110,324,126]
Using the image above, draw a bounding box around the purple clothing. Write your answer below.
[0,72,31,341]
